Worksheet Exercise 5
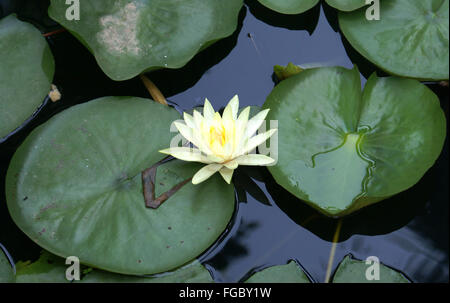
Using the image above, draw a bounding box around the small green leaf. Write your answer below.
[244,261,311,283]
[48,0,243,81]
[0,15,55,139]
[263,66,446,217]
[339,0,449,80]
[6,97,235,275]
[274,63,303,81]
[332,255,410,283]
[257,0,319,14]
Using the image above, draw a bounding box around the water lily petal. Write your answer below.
[224,160,238,170]
[203,98,215,120]
[183,112,196,129]
[223,95,239,121]
[219,167,234,184]
[235,154,275,166]
[192,164,223,184]
[174,121,198,146]
[193,110,205,130]
[237,106,250,123]
[159,147,212,164]
[241,128,277,155]
[246,108,270,138]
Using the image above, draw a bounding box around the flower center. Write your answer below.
[209,125,226,147]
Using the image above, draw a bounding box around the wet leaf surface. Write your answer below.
[6,97,235,275]
[263,66,446,216]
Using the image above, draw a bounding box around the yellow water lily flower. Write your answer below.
[159,95,277,185]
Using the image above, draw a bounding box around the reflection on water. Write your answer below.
[0,1,448,282]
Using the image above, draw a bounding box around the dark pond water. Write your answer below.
[0,0,448,282]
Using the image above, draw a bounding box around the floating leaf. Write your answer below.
[48,0,243,81]
[0,15,55,139]
[6,97,235,275]
[81,259,213,283]
[325,0,367,11]
[0,247,14,283]
[274,63,303,81]
[244,260,310,283]
[257,0,319,14]
[263,66,446,217]
[15,251,69,283]
[339,0,449,80]
[332,255,410,283]
[14,250,213,283]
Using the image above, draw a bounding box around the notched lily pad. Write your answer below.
[339,0,449,80]
[0,14,55,140]
[244,260,311,283]
[257,0,319,14]
[6,96,235,275]
[332,255,410,283]
[263,66,446,217]
[48,0,243,81]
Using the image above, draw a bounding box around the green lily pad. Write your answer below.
[339,0,449,80]
[257,0,319,14]
[6,96,235,275]
[81,259,213,283]
[263,66,446,217]
[332,255,410,283]
[0,14,55,140]
[15,251,69,283]
[0,247,14,283]
[325,0,367,11]
[14,250,213,283]
[244,260,310,283]
[48,0,243,81]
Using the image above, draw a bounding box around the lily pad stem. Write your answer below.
[140,74,168,106]
[324,219,343,283]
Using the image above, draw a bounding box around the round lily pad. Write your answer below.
[325,0,367,11]
[263,66,446,217]
[257,0,319,14]
[339,0,449,80]
[333,255,410,283]
[0,14,55,140]
[48,0,243,81]
[244,260,310,283]
[6,96,235,275]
